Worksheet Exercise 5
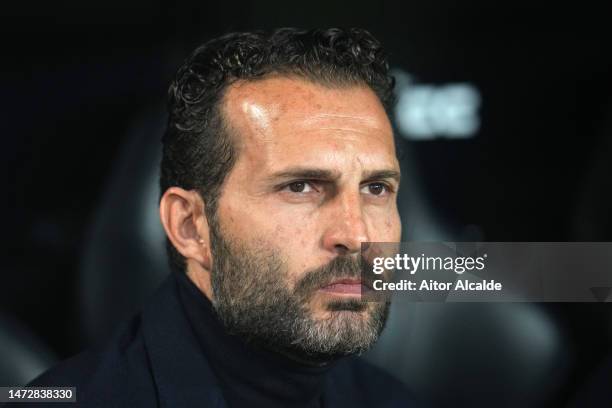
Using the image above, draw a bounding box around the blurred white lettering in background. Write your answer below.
[393,69,481,140]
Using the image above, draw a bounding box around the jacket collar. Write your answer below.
[141,274,227,408]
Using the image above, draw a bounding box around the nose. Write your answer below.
[321,190,370,256]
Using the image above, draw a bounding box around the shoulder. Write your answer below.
[21,314,157,408]
[327,357,424,408]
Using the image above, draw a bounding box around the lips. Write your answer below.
[320,279,370,294]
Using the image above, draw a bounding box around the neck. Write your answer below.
[175,271,335,408]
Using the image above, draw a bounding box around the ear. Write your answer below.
[159,187,212,271]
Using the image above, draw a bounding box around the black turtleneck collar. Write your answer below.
[174,271,333,408]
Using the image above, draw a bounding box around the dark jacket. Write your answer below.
[6,274,417,407]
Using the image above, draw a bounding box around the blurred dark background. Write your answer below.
[1,1,611,407]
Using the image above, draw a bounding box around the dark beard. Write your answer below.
[207,218,390,363]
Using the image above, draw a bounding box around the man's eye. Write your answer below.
[362,182,390,196]
[285,181,315,193]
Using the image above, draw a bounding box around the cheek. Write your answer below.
[222,203,317,275]
[366,204,402,231]
[389,211,402,240]
[368,207,402,241]
[273,223,317,279]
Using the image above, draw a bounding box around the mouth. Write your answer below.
[319,279,372,295]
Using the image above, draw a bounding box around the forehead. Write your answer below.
[222,76,397,172]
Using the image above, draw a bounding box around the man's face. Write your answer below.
[209,76,401,360]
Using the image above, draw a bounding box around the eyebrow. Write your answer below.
[362,169,401,184]
[265,167,401,184]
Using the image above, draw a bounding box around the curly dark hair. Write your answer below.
[160,27,395,274]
